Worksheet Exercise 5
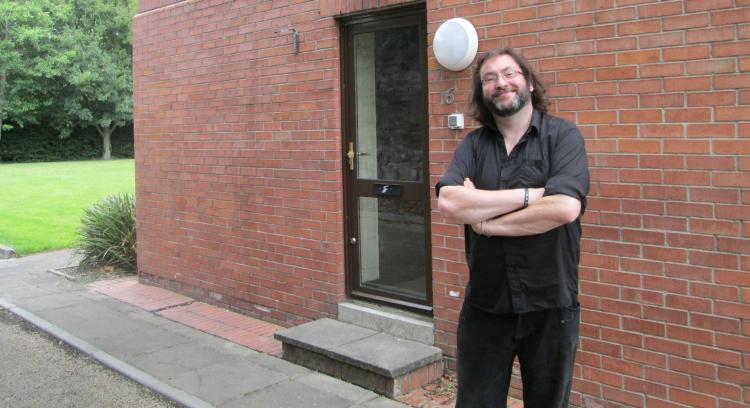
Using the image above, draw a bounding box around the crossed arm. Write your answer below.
[437,178,581,237]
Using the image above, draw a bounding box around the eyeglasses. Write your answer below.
[481,69,523,86]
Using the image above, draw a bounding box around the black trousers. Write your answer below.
[455,302,580,408]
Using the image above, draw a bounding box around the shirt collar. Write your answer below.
[486,108,542,138]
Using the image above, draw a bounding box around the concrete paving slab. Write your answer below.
[131,342,249,376]
[167,359,290,406]
[357,396,413,408]
[242,350,311,379]
[92,323,194,360]
[218,378,364,408]
[296,371,380,404]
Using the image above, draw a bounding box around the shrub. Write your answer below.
[0,124,134,163]
[77,193,137,271]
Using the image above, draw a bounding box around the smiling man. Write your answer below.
[436,47,590,408]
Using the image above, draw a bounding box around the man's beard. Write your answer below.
[485,85,531,117]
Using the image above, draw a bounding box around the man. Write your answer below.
[436,47,590,407]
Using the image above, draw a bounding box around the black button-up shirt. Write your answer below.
[437,110,590,314]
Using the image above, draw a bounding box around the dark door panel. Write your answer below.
[341,5,432,313]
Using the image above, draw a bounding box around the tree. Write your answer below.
[0,0,68,140]
[48,0,136,159]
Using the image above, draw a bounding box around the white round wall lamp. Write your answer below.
[433,18,478,71]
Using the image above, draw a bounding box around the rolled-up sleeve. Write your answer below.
[544,125,590,212]
[436,133,476,197]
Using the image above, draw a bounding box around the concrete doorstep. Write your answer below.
[275,318,444,398]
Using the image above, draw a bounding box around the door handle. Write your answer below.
[347,142,355,170]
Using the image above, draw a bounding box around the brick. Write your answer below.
[582,366,623,387]
[718,237,750,254]
[713,140,750,154]
[576,25,616,40]
[644,336,689,356]
[579,81,618,95]
[618,49,660,65]
[625,377,667,398]
[692,344,743,367]
[719,366,750,386]
[597,95,637,109]
[640,94,684,108]
[717,270,750,290]
[640,62,684,78]
[620,109,662,123]
[714,172,750,188]
[717,333,750,353]
[686,59,736,75]
[689,124,736,138]
[664,170,711,186]
[595,7,636,24]
[602,386,645,407]
[691,283,740,302]
[669,355,718,379]
[558,69,596,83]
[663,45,710,61]
[638,1,683,18]
[687,26,737,44]
[687,91,737,107]
[663,13,710,31]
[664,140,711,154]
[691,218,741,235]
[618,19,661,36]
[711,8,750,26]
[690,250,739,269]
[716,300,750,320]
[579,110,617,124]
[670,389,717,408]
[664,77,711,92]
[686,0,734,12]
[503,7,536,22]
[539,29,576,44]
[666,108,712,123]
[715,73,750,89]
[639,32,685,49]
[716,106,750,121]
[581,338,622,358]
[556,13,594,29]
[717,205,750,221]
[642,216,687,234]
[597,36,638,52]
[646,369,690,393]
[713,41,750,57]
[620,79,663,94]
[597,66,638,80]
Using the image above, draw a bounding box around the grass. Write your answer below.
[0,159,135,255]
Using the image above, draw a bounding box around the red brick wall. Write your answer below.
[134,1,750,406]
[133,0,351,326]
[428,1,750,407]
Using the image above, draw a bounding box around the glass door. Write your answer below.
[341,5,431,312]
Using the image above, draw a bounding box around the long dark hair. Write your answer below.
[469,47,549,127]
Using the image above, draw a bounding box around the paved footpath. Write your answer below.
[0,249,523,408]
[0,250,408,408]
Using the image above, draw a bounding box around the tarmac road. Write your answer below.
[0,307,177,408]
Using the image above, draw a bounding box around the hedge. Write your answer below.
[0,124,134,162]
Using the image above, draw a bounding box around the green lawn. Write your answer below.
[0,159,135,255]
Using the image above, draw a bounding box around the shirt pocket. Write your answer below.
[518,159,547,188]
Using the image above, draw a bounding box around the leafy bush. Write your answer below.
[77,193,137,271]
[0,124,133,163]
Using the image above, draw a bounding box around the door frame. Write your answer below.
[339,3,432,314]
